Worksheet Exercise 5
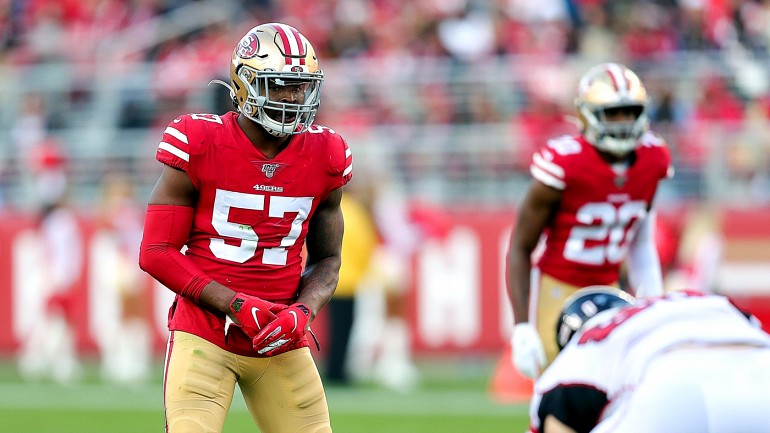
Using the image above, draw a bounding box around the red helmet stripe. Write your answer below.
[273,23,306,66]
[605,63,630,97]
[605,65,621,91]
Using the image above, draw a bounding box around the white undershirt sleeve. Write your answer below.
[627,210,664,297]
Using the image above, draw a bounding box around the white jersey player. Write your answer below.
[530,287,770,433]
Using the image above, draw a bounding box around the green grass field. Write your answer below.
[0,357,530,433]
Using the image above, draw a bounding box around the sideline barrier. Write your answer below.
[1,207,769,357]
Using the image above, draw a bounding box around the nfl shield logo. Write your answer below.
[262,163,280,178]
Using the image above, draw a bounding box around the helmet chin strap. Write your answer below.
[262,126,289,138]
[208,79,233,95]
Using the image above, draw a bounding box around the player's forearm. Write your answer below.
[543,415,578,433]
[296,256,341,320]
[508,250,532,323]
[197,281,238,315]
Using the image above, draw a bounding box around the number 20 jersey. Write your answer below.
[529,132,672,287]
[155,112,351,353]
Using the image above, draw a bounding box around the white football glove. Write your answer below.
[512,322,546,379]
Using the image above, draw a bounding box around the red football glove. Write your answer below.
[226,293,287,340]
[252,303,311,356]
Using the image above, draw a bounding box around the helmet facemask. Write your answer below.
[578,102,649,157]
[234,66,323,137]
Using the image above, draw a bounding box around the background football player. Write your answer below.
[138,23,351,433]
[530,287,770,433]
[506,63,674,378]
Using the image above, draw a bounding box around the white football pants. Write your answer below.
[594,345,770,433]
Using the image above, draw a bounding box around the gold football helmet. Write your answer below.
[223,23,323,137]
[574,63,649,156]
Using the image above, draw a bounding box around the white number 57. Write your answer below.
[210,189,312,265]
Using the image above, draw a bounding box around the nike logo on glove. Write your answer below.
[258,338,291,354]
[251,307,262,329]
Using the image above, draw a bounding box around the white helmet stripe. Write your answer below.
[605,63,629,98]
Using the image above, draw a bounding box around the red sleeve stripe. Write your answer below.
[343,161,352,177]
[158,142,189,162]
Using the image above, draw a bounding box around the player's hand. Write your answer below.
[252,303,311,356]
[512,322,546,379]
[226,293,286,339]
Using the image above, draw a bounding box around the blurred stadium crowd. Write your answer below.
[1,0,770,208]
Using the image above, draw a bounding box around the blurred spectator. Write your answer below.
[12,93,47,160]
[94,174,152,385]
[325,186,379,385]
[17,144,83,384]
[619,2,678,62]
[573,1,619,60]
[665,206,723,294]
[349,175,422,392]
[27,138,68,206]
[437,2,496,62]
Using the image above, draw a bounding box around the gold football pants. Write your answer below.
[533,273,619,365]
[164,331,331,433]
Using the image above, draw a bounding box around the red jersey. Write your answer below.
[155,111,352,355]
[529,132,672,287]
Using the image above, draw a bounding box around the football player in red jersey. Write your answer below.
[506,63,674,379]
[138,23,351,433]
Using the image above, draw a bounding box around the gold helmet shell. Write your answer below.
[228,23,323,137]
[574,63,650,156]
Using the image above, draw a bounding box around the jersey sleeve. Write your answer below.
[529,135,582,191]
[327,131,353,189]
[156,115,192,171]
[538,385,608,433]
[640,131,674,180]
[661,144,674,180]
